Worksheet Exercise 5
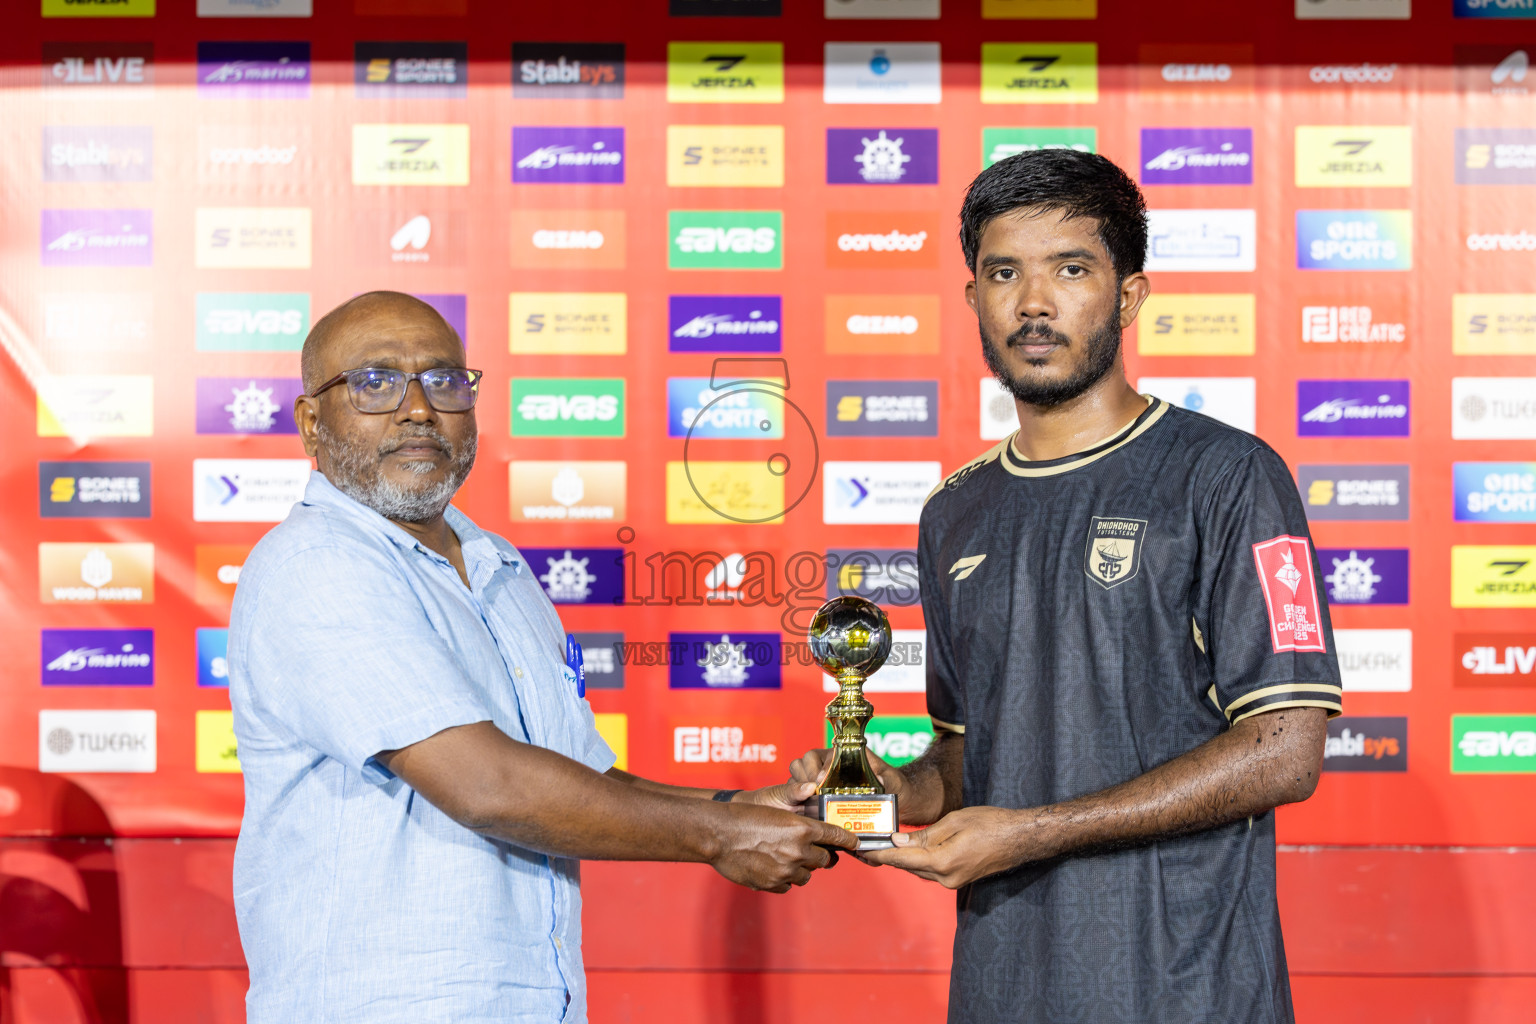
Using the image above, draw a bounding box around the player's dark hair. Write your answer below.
[959,150,1149,279]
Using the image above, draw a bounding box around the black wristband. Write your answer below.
[711,789,742,803]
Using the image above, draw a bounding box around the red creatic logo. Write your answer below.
[1252,536,1327,654]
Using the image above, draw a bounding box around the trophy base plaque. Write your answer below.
[819,793,897,851]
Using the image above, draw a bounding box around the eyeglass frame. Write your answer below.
[307,366,485,414]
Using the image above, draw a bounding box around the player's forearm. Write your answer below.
[1011,707,1326,862]
[898,729,966,825]
[606,767,724,801]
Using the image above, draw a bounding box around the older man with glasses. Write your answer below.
[228,291,855,1024]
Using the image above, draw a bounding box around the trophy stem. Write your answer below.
[820,667,882,795]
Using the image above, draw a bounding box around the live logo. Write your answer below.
[1455,633,1536,687]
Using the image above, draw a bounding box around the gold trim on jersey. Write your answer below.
[924,437,1011,505]
[999,397,1168,479]
[930,717,966,734]
[1223,681,1344,718]
[1231,699,1344,725]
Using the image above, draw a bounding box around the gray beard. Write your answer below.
[317,422,477,524]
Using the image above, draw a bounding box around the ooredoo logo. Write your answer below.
[825,212,939,268]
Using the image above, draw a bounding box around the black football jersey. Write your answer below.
[919,397,1342,1024]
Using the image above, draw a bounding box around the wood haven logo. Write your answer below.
[1252,536,1327,653]
[40,543,154,604]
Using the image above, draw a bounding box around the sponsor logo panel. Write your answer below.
[1296,60,1405,89]
[1451,378,1536,439]
[1454,294,1536,354]
[353,124,469,186]
[354,41,466,98]
[672,0,781,13]
[43,42,154,91]
[44,0,155,15]
[195,207,311,269]
[1298,464,1410,521]
[983,0,1096,16]
[355,0,468,13]
[1464,227,1536,253]
[669,211,782,270]
[510,293,626,355]
[196,293,308,351]
[1140,128,1253,185]
[826,211,938,268]
[668,125,784,187]
[669,632,782,690]
[43,126,152,183]
[197,628,229,688]
[826,548,921,606]
[825,294,939,354]
[1295,126,1413,187]
[1455,633,1536,686]
[37,375,154,438]
[1297,380,1410,436]
[668,378,785,439]
[512,126,624,184]
[574,633,625,690]
[1335,629,1413,692]
[669,295,782,353]
[196,710,241,773]
[1136,377,1256,432]
[416,294,467,343]
[1298,0,1410,17]
[40,292,152,355]
[513,42,624,99]
[1456,0,1536,16]
[1455,463,1536,523]
[1296,210,1412,270]
[1323,717,1408,772]
[510,461,627,522]
[669,717,783,782]
[39,710,156,773]
[39,543,154,604]
[522,547,625,605]
[41,629,154,687]
[1452,715,1536,773]
[825,43,943,104]
[1456,128,1536,185]
[511,378,625,438]
[41,209,152,267]
[665,461,786,524]
[195,545,249,605]
[1252,536,1327,653]
[1138,44,1255,97]
[197,42,310,98]
[1451,546,1536,607]
[827,127,937,185]
[981,43,1098,104]
[1455,45,1532,97]
[1300,302,1407,346]
[826,0,940,17]
[827,715,934,767]
[594,713,627,769]
[1318,547,1409,605]
[354,210,467,268]
[1136,294,1255,355]
[1144,209,1256,272]
[192,458,310,522]
[983,127,1096,167]
[195,378,302,435]
[196,124,311,184]
[823,461,942,525]
[980,377,1019,439]
[667,42,785,103]
[40,461,151,519]
[826,380,938,437]
[198,0,312,14]
[823,629,926,692]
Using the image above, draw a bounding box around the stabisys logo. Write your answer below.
[668,295,782,353]
[43,127,152,183]
[40,460,151,519]
[513,42,624,99]
[44,43,153,88]
[41,629,154,686]
[1322,717,1408,772]
[1297,380,1410,437]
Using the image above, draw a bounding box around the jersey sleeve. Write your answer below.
[1196,444,1343,725]
[919,516,965,734]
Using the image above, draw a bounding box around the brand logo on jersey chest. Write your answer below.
[1084,516,1146,589]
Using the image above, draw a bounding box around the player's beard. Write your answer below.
[980,303,1123,409]
[318,421,477,524]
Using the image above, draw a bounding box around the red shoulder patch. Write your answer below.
[1251,535,1327,654]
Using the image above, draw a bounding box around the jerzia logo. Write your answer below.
[1083,516,1146,590]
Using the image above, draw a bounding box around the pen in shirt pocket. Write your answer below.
[565,633,585,699]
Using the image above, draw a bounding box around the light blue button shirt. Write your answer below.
[229,473,614,1024]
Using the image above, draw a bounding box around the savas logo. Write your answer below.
[355,42,466,98]
[36,375,154,439]
[1454,463,1536,522]
[195,378,302,435]
[1335,629,1412,692]
[1455,632,1536,686]
[195,208,312,269]
[1455,295,1536,355]
[511,378,625,438]
[823,461,942,525]
[39,711,156,774]
[1318,547,1409,605]
[826,212,939,268]
[193,459,310,523]
[824,43,943,104]
[826,294,940,354]
[1295,126,1412,187]
[509,462,626,522]
[196,293,308,351]
[826,380,938,437]
[42,629,154,687]
[1452,716,1536,774]
[1452,378,1536,439]
[1136,294,1255,356]
[1323,717,1408,772]
[1144,209,1256,272]
[669,633,782,690]
[523,547,625,605]
[1456,0,1536,16]
[826,715,933,767]
[667,43,784,103]
[827,127,937,185]
[40,461,151,519]
[1298,464,1410,521]
[1140,128,1253,185]
[44,43,153,89]
[1296,210,1412,270]
[1301,304,1406,345]
[353,125,469,186]
[512,127,624,184]
[39,543,154,604]
[668,377,786,439]
[1297,380,1410,437]
[1137,377,1256,432]
[197,42,309,98]
[41,210,152,267]
[981,43,1097,103]
[669,211,782,270]
[514,42,624,99]
[669,295,782,353]
[511,293,626,355]
[1451,546,1536,608]
[44,127,152,183]
[983,127,1096,167]
[667,126,784,188]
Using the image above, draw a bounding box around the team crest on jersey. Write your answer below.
[1084,516,1147,589]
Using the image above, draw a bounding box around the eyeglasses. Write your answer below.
[309,367,483,414]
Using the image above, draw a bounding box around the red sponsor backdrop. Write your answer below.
[2,1,1535,1021]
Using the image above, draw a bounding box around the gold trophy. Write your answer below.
[809,596,897,851]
